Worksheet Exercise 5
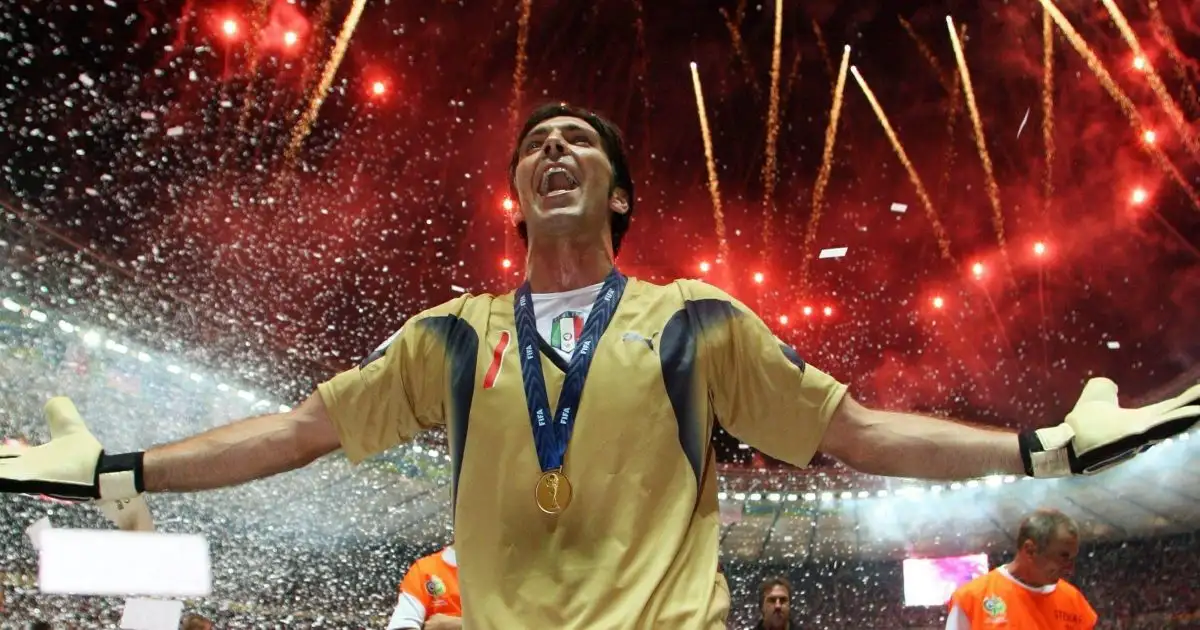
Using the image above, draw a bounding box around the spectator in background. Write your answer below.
[387,545,461,630]
[947,508,1097,629]
[754,576,793,630]
[180,613,214,630]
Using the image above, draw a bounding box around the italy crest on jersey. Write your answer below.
[551,311,585,353]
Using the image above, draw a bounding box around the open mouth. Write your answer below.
[538,166,580,197]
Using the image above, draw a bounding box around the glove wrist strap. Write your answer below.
[1019,427,1075,478]
[96,451,145,500]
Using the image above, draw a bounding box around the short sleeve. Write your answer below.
[386,562,431,629]
[686,281,847,467]
[317,297,466,463]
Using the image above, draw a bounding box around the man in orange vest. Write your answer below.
[387,545,461,630]
[946,509,1097,629]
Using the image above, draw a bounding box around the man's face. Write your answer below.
[1025,526,1079,585]
[511,116,625,242]
[761,584,790,629]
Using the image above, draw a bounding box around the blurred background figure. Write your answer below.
[754,576,793,630]
[946,509,1096,630]
[387,545,461,630]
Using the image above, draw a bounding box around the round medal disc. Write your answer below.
[535,470,573,514]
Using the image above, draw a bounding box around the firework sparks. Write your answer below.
[1042,8,1056,218]
[1147,0,1200,117]
[689,63,728,271]
[800,46,851,287]
[285,0,367,164]
[1101,0,1200,162]
[899,16,952,94]
[720,8,761,98]
[508,0,533,132]
[1037,0,1200,210]
[760,0,784,255]
[850,66,955,263]
[947,16,1009,272]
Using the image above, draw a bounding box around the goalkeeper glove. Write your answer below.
[1020,377,1200,477]
[0,397,144,501]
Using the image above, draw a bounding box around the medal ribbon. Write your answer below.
[514,268,627,473]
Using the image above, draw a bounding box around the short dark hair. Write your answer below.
[1016,508,1079,551]
[507,102,636,256]
[759,575,793,603]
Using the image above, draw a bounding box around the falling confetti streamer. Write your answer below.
[850,66,955,263]
[947,16,1009,273]
[800,46,850,288]
[508,0,534,132]
[1100,0,1200,163]
[689,63,728,272]
[1016,107,1030,139]
[285,0,368,165]
[1038,0,1200,211]
[760,0,784,256]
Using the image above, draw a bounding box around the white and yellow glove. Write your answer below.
[0,397,144,502]
[1020,377,1200,477]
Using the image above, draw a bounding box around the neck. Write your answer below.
[524,235,615,293]
[1005,560,1049,588]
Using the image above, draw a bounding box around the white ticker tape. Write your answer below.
[120,598,185,630]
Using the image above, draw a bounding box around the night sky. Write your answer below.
[2,0,1198,465]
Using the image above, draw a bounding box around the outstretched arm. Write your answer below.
[819,395,1024,480]
[143,391,340,492]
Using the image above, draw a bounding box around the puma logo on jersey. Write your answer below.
[621,331,659,353]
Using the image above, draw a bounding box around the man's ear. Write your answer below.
[609,187,630,215]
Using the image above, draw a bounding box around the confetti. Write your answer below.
[890,202,908,213]
[818,247,848,259]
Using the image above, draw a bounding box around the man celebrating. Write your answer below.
[946,509,1097,629]
[387,545,461,630]
[0,103,1196,629]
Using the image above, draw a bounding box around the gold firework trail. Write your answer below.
[760,0,783,255]
[689,63,729,269]
[899,16,952,94]
[1042,9,1056,216]
[285,0,368,164]
[1147,0,1200,117]
[1101,0,1200,162]
[947,16,1009,269]
[1038,0,1200,209]
[720,7,761,97]
[508,0,533,131]
[851,66,955,262]
[800,46,851,287]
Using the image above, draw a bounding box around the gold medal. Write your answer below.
[535,469,573,514]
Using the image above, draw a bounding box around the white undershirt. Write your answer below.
[944,566,1058,630]
[532,282,603,362]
